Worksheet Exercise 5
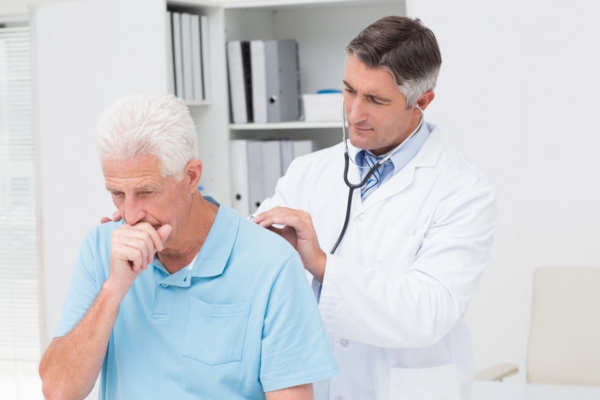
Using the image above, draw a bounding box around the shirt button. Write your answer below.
[161,283,168,288]
[335,396,345,400]
[340,338,349,348]
[359,214,364,221]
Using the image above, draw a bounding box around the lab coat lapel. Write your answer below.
[356,129,445,214]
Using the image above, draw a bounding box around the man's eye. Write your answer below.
[369,97,384,105]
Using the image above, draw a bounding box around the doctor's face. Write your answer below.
[343,54,426,156]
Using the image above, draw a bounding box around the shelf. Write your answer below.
[185,100,212,106]
[229,120,343,130]
[224,0,400,10]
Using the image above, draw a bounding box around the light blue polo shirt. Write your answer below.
[55,196,339,399]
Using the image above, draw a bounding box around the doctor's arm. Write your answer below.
[257,185,496,349]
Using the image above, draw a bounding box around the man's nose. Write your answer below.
[123,197,146,225]
[347,97,367,124]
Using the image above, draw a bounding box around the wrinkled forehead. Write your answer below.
[102,155,166,189]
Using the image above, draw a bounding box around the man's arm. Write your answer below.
[266,384,313,400]
[39,281,122,400]
[39,223,171,400]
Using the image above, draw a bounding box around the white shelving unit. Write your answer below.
[230,121,342,130]
[196,0,405,205]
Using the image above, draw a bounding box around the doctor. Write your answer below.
[252,16,497,400]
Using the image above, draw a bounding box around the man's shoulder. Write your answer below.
[235,216,297,259]
[422,127,494,193]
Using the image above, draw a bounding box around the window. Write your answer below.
[0,21,42,399]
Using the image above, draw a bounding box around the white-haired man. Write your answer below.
[39,94,339,400]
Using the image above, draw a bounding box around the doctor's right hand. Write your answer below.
[253,206,327,282]
[100,211,122,224]
[106,222,171,300]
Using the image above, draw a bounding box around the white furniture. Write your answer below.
[471,381,600,400]
[476,267,600,386]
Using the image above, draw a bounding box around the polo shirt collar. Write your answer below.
[152,195,238,283]
[349,118,430,168]
[190,195,237,278]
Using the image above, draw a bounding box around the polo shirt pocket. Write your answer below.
[183,297,250,365]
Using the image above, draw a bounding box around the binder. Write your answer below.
[247,140,264,212]
[227,40,249,124]
[281,139,314,173]
[280,140,294,174]
[190,15,204,101]
[261,140,282,201]
[293,140,314,158]
[166,11,175,95]
[227,41,248,123]
[172,12,184,97]
[241,41,253,122]
[200,15,210,100]
[264,40,300,122]
[230,140,250,217]
[250,40,267,123]
[180,13,194,101]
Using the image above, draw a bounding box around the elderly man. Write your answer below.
[39,94,339,400]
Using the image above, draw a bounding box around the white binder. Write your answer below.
[190,15,204,102]
[230,140,250,217]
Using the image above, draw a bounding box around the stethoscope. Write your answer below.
[329,101,424,254]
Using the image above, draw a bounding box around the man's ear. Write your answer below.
[416,90,435,112]
[184,160,203,193]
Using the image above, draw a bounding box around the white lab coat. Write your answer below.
[257,124,497,400]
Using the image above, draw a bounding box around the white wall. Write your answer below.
[32,0,168,347]
[411,0,600,380]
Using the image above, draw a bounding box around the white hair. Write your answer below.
[95,94,197,181]
[381,64,440,108]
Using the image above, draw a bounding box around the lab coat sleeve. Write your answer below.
[318,185,497,349]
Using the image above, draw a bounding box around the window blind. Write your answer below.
[0,24,40,363]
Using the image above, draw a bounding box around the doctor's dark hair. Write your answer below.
[346,16,442,108]
[95,94,197,181]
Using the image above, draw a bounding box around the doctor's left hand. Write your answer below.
[253,207,326,282]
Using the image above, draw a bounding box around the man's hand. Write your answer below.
[253,207,326,282]
[100,211,122,224]
[106,222,172,299]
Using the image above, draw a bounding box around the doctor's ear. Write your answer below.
[415,91,435,113]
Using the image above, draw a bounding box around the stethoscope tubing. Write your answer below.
[330,102,424,254]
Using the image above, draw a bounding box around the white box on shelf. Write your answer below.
[302,93,343,122]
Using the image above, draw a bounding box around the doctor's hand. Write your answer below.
[106,222,172,300]
[100,211,123,224]
[253,207,326,282]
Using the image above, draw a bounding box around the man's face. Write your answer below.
[343,54,422,156]
[102,155,191,247]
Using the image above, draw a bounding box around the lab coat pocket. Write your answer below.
[183,297,250,365]
[389,363,461,400]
